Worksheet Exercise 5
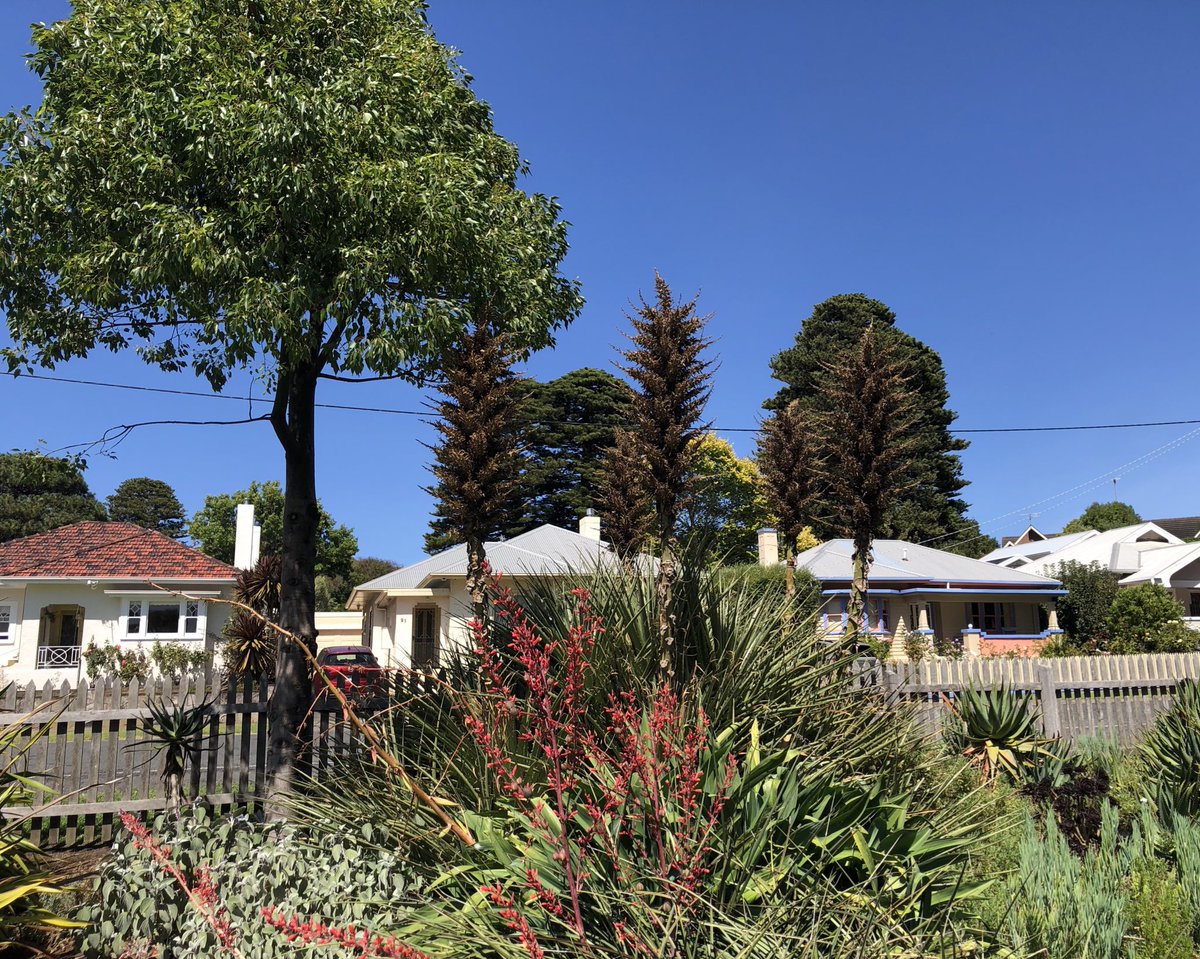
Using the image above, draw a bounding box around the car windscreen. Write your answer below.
[324,652,377,667]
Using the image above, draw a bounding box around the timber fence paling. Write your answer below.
[879,651,1200,743]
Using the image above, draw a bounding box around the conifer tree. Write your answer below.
[756,402,823,598]
[819,326,922,643]
[617,275,714,669]
[425,310,524,625]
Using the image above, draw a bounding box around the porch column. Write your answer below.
[1047,604,1059,632]
[918,605,930,631]
[962,626,982,657]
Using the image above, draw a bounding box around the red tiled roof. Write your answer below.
[0,522,238,580]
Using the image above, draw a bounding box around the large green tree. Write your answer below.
[0,0,580,796]
[1062,501,1141,535]
[678,434,774,565]
[424,366,633,553]
[0,451,107,542]
[767,294,983,551]
[189,481,357,584]
[106,477,187,540]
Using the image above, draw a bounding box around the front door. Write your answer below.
[37,605,83,668]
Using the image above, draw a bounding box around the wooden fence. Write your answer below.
[0,673,364,848]
[866,652,1200,743]
[5,654,1200,848]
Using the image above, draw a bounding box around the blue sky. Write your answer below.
[2,2,1199,561]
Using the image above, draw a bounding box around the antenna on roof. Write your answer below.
[1112,476,1120,501]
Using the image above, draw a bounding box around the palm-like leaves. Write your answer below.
[139,698,212,809]
[1141,679,1200,816]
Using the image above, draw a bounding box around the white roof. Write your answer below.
[1119,541,1200,586]
[980,522,1181,577]
[351,524,625,594]
[793,539,1061,588]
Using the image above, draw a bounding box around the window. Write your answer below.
[0,604,10,643]
[968,602,1017,634]
[123,599,204,639]
[1190,593,1200,618]
[413,606,439,670]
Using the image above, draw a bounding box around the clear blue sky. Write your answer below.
[2,2,1199,561]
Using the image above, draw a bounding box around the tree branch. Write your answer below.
[154,585,478,848]
[49,415,270,459]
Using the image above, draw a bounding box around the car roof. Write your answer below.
[320,645,374,655]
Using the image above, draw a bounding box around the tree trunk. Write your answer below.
[265,362,320,808]
[465,535,488,629]
[656,534,676,678]
[847,533,873,647]
[785,553,795,599]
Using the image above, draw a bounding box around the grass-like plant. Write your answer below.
[1141,680,1200,817]
[138,698,212,811]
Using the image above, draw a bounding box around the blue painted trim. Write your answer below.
[820,587,1065,597]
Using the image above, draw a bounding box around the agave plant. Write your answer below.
[0,697,84,943]
[1141,679,1200,817]
[138,698,212,810]
[944,685,1065,785]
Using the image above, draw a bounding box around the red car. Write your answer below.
[313,645,386,709]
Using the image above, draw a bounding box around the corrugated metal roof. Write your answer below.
[355,524,621,591]
[980,523,1180,577]
[1119,542,1200,585]
[981,530,1098,563]
[794,539,1061,586]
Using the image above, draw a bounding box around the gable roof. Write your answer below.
[794,539,1061,588]
[0,522,238,581]
[1146,517,1200,542]
[353,524,625,594]
[1119,541,1200,586]
[980,522,1180,576]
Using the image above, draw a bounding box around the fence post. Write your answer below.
[1038,662,1061,738]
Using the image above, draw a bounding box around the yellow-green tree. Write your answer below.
[680,434,774,565]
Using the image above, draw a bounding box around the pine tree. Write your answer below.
[756,403,824,597]
[617,274,714,669]
[819,325,922,643]
[107,477,187,539]
[425,310,523,625]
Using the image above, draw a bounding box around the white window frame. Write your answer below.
[0,604,12,644]
[121,598,206,641]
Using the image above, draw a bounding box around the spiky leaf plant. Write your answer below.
[945,685,1067,785]
[0,698,84,943]
[1141,680,1200,817]
[139,698,212,811]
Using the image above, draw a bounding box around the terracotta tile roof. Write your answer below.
[0,522,238,580]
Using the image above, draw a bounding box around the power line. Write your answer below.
[6,369,1200,437]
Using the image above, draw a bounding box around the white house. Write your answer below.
[980,522,1182,577]
[0,521,241,685]
[346,516,622,670]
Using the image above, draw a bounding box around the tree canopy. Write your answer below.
[0,0,581,793]
[1062,501,1142,535]
[679,434,774,565]
[106,477,187,540]
[189,481,357,586]
[766,294,986,552]
[0,451,107,542]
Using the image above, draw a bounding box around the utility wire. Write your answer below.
[5,369,1200,437]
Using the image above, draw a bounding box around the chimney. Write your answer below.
[233,503,260,570]
[579,508,601,542]
[757,528,779,568]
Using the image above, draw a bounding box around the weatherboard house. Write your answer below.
[346,516,623,670]
[0,522,239,685]
[757,531,1065,657]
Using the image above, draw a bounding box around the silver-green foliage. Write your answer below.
[76,807,422,959]
[1005,804,1132,959]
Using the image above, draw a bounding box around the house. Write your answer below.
[1000,525,1050,548]
[1146,516,1200,542]
[0,521,240,685]
[1113,542,1200,624]
[980,522,1181,577]
[346,515,624,669]
[758,531,1065,657]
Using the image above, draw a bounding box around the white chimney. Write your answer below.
[234,503,260,570]
[579,508,601,542]
[757,528,779,568]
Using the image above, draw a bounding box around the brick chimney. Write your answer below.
[757,528,779,567]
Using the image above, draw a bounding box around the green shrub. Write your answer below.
[1128,856,1193,959]
[1004,805,1132,959]
[149,642,208,682]
[1048,560,1118,651]
[76,807,424,959]
[1108,584,1197,654]
[82,643,150,682]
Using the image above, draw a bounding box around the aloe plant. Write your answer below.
[1142,680,1200,817]
[139,698,212,811]
[945,685,1066,784]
